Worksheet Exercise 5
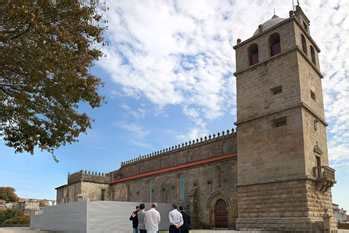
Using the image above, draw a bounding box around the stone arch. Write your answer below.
[207,191,235,229]
[214,199,228,228]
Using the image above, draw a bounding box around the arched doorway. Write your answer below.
[214,199,228,228]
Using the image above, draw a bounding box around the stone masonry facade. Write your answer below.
[56,5,337,232]
[56,130,238,229]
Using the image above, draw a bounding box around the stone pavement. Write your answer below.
[1,228,349,233]
[0,228,50,233]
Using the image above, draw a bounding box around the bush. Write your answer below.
[2,215,30,225]
[0,209,25,225]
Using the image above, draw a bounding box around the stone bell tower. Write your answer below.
[234,6,336,232]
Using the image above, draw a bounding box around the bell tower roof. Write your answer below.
[253,15,286,36]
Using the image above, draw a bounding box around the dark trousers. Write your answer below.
[180,227,189,233]
[169,225,180,233]
[139,230,147,233]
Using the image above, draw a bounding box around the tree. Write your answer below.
[0,187,18,202]
[0,1,104,155]
[0,209,28,225]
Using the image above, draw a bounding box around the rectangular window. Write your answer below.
[270,86,282,95]
[272,117,287,128]
[310,90,316,101]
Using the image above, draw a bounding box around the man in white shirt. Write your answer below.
[145,203,161,233]
[168,204,183,233]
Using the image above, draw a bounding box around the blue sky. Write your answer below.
[1,0,348,211]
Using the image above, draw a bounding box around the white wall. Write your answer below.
[31,201,172,233]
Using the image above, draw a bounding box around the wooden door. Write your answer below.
[214,199,228,228]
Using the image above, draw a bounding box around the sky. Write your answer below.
[0,0,348,210]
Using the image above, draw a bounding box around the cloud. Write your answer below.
[99,0,236,136]
[99,0,349,166]
[120,104,146,119]
[114,121,152,148]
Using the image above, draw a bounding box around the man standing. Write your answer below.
[168,204,183,233]
[145,203,161,233]
[138,203,147,233]
[179,206,191,233]
[129,206,139,233]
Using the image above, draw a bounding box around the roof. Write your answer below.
[254,15,286,35]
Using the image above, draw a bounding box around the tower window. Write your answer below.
[248,43,259,66]
[301,35,307,54]
[310,46,316,64]
[269,33,281,56]
[310,90,316,101]
[272,117,287,128]
[303,21,308,32]
[270,85,282,95]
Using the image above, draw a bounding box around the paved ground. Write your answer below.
[0,228,50,233]
[1,228,349,233]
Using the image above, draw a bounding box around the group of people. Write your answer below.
[129,203,191,233]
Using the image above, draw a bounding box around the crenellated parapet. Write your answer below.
[68,170,111,184]
[120,128,236,167]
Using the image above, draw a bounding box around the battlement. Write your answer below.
[120,128,236,167]
[68,170,111,184]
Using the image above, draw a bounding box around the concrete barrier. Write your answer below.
[31,201,172,233]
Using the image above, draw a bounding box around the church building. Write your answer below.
[56,6,337,232]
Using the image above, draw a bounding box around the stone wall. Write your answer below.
[56,131,238,229]
[111,157,238,228]
[112,131,236,180]
[237,180,336,232]
[56,182,110,204]
[68,170,111,184]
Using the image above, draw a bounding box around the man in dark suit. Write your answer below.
[129,205,140,233]
[179,206,191,233]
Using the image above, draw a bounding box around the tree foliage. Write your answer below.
[0,209,28,225]
[0,0,104,155]
[0,187,18,202]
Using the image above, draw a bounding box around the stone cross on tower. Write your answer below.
[234,5,336,232]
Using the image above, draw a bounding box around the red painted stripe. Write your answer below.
[111,153,236,185]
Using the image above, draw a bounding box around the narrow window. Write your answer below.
[179,175,185,200]
[149,180,153,202]
[207,180,213,193]
[101,189,105,201]
[272,117,287,128]
[301,35,307,54]
[310,46,316,64]
[248,43,259,66]
[316,156,322,178]
[270,85,282,95]
[314,119,318,131]
[310,90,316,101]
[269,33,281,56]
